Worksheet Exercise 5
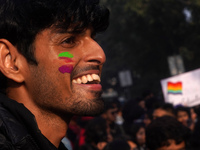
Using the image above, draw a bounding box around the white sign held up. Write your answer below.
[160,68,200,107]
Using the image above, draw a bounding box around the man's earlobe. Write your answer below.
[0,39,25,83]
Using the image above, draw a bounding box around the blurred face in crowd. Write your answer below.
[157,140,185,150]
[177,111,189,126]
[127,141,137,150]
[105,108,118,123]
[136,127,146,146]
[97,123,113,150]
[190,108,197,122]
[25,28,106,116]
[138,100,146,110]
[153,108,174,119]
[143,114,151,127]
[106,125,113,142]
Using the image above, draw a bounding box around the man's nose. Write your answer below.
[83,38,106,65]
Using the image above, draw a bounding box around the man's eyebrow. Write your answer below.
[50,28,87,37]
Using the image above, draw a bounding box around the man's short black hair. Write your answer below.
[103,139,130,150]
[0,0,109,93]
[154,102,175,116]
[146,116,191,150]
[175,106,191,118]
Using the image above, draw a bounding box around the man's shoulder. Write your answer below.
[0,94,68,150]
[0,101,40,150]
[0,131,14,149]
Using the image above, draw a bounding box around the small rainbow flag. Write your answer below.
[167,82,182,94]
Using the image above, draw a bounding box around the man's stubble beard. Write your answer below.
[67,87,105,116]
[33,82,104,117]
[29,64,104,118]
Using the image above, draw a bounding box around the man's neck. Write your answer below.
[34,110,70,148]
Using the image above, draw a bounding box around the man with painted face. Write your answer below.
[0,0,109,149]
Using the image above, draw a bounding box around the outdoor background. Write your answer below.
[97,0,200,101]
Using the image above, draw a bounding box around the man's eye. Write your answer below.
[60,36,77,48]
[62,37,75,44]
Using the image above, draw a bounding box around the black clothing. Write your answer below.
[0,93,68,150]
[79,143,99,150]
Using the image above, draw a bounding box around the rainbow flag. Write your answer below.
[167,82,182,94]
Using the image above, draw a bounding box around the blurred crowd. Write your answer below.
[61,91,200,150]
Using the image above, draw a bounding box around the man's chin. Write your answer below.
[80,98,104,116]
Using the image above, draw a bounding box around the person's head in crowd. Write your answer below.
[143,109,153,127]
[146,116,191,150]
[152,102,175,119]
[129,123,146,149]
[175,106,191,127]
[111,98,124,125]
[122,100,145,124]
[81,117,112,150]
[145,96,161,110]
[103,139,130,150]
[192,105,200,118]
[190,118,200,149]
[122,101,145,136]
[135,97,146,110]
[142,90,154,101]
[190,107,197,123]
[101,101,125,138]
[101,102,118,125]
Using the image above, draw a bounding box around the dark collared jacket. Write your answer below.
[0,93,68,150]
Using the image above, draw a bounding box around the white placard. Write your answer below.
[118,70,133,87]
[160,68,200,107]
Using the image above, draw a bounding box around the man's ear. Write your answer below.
[0,39,25,83]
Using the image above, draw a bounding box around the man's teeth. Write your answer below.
[72,74,101,84]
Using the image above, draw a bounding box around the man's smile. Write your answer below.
[72,74,100,84]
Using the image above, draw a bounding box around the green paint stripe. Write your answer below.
[58,52,73,58]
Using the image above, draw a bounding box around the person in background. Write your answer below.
[103,139,130,150]
[79,117,112,150]
[175,106,195,131]
[101,102,124,138]
[190,107,198,124]
[190,117,200,149]
[143,109,153,127]
[152,103,175,119]
[0,0,109,149]
[126,123,146,150]
[122,100,145,134]
[146,116,191,150]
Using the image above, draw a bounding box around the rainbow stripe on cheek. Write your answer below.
[58,52,74,74]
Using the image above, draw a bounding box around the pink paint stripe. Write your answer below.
[59,65,73,74]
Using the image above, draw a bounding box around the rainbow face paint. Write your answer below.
[58,52,74,74]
